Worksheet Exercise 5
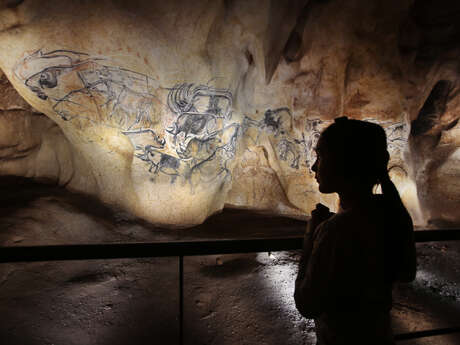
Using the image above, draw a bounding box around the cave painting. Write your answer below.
[1,0,459,227]
[124,83,240,188]
[14,50,241,190]
[7,47,414,226]
[15,49,161,129]
[243,111,408,174]
[162,83,239,186]
[12,49,410,210]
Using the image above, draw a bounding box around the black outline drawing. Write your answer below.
[14,50,242,190]
[14,50,408,189]
[166,83,233,156]
[302,118,330,170]
[278,138,300,169]
[136,146,182,183]
[163,83,239,186]
[122,128,166,151]
[242,108,293,145]
[243,108,306,170]
[242,111,408,173]
[261,107,292,136]
[122,84,240,187]
[363,118,409,153]
[15,49,161,130]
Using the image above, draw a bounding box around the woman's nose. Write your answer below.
[311,159,318,172]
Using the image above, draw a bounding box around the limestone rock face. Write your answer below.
[0,0,459,227]
[0,70,96,191]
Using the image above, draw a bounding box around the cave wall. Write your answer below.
[0,0,459,227]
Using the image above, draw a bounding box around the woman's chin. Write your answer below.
[318,183,334,194]
[318,184,326,193]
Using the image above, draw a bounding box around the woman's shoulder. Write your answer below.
[315,212,355,239]
[322,196,385,233]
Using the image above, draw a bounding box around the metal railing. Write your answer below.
[1,228,460,344]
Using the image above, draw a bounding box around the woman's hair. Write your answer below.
[320,116,416,283]
[318,116,389,187]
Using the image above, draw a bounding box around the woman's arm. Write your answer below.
[294,204,335,318]
[295,218,318,282]
[294,223,338,318]
[296,204,333,282]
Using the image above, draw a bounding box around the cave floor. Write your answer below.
[0,177,459,345]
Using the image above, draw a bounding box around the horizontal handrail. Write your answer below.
[0,237,301,263]
[0,229,459,263]
[395,326,460,340]
[414,229,460,242]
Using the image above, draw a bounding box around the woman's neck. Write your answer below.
[338,186,374,211]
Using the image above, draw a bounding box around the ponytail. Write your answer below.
[380,167,417,283]
[378,159,402,208]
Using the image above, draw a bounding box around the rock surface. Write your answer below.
[0,0,459,227]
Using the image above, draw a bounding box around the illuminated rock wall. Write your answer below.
[0,0,459,227]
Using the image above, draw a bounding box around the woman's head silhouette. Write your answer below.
[312,116,390,197]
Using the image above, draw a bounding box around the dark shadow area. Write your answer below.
[0,175,307,246]
[0,258,180,345]
[0,176,137,227]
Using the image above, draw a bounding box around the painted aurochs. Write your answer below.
[0,0,459,227]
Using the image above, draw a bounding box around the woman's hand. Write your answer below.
[306,203,334,237]
[297,203,335,291]
[300,203,334,272]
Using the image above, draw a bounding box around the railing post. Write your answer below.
[179,255,184,345]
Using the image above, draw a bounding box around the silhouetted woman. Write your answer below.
[294,117,416,345]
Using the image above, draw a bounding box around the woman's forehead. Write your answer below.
[316,134,328,151]
[316,131,343,153]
